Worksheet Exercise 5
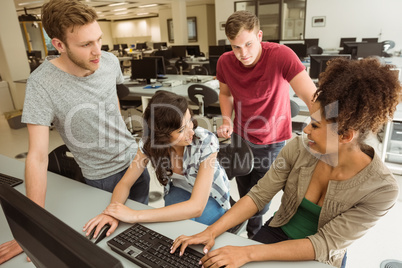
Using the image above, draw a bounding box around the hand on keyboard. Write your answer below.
[171,228,215,257]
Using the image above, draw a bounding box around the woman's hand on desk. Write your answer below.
[103,202,138,223]
[83,213,118,239]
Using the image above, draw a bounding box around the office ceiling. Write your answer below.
[14,0,214,21]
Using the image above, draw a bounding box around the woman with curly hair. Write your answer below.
[84,91,230,239]
[171,58,401,268]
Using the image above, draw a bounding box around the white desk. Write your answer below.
[0,154,332,267]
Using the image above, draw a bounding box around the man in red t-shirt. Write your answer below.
[216,10,316,238]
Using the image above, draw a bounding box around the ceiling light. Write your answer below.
[137,13,149,16]
[138,4,158,8]
[114,12,128,15]
[109,2,125,7]
[96,11,102,14]
[113,8,127,12]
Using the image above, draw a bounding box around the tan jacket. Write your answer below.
[247,136,399,268]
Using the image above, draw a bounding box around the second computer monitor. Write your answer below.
[356,42,383,58]
[186,45,201,57]
[145,56,166,75]
[153,42,167,50]
[171,45,187,58]
[136,42,147,50]
[309,54,351,79]
[283,43,307,58]
[131,58,158,84]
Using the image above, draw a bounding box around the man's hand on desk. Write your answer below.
[83,213,119,240]
[0,239,24,264]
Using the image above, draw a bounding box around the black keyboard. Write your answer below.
[0,173,23,187]
[107,223,203,268]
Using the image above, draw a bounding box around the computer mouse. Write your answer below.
[88,223,111,244]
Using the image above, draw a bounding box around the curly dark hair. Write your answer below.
[314,57,401,145]
[142,91,198,186]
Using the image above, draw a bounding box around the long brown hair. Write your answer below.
[142,91,198,185]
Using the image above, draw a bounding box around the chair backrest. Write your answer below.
[116,84,130,100]
[188,84,218,106]
[290,99,300,118]
[190,66,209,75]
[165,65,179,74]
[217,133,254,180]
[48,145,85,183]
[307,45,323,56]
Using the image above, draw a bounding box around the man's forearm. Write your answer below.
[25,154,48,208]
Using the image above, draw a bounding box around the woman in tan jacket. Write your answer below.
[171,57,401,268]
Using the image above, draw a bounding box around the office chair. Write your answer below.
[307,45,323,56]
[165,65,179,74]
[187,84,221,133]
[189,66,209,75]
[380,259,402,268]
[290,100,305,135]
[175,59,189,75]
[48,144,85,183]
[216,132,254,235]
[117,84,143,134]
[382,40,395,57]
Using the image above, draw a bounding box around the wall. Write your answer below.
[109,17,160,48]
[215,0,402,53]
[98,21,114,49]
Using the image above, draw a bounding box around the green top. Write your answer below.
[281,197,322,239]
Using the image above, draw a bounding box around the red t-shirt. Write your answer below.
[216,42,305,145]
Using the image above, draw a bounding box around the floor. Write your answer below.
[1,112,401,268]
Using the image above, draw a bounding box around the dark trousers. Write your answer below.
[85,167,150,204]
[235,141,285,238]
[254,218,347,268]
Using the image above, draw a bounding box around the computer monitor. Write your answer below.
[136,42,147,50]
[101,45,109,51]
[171,45,187,58]
[208,55,220,76]
[145,56,166,75]
[342,42,361,59]
[224,45,232,52]
[27,50,42,59]
[153,42,167,50]
[0,184,123,268]
[309,54,351,79]
[283,43,307,58]
[131,58,158,84]
[339,37,356,48]
[362,38,378,43]
[209,45,225,56]
[121,44,128,50]
[47,50,59,56]
[304,38,319,48]
[113,44,120,51]
[154,49,173,60]
[356,42,383,58]
[186,45,201,57]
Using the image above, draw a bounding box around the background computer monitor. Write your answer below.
[186,45,201,57]
[113,44,120,51]
[171,45,187,58]
[362,38,378,43]
[101,44,109,51]
[131,58,158,84]
[208,45,225,56]
[224,45,232,52]
[27,50,42,59]
[339,37,357,48]
[145,56,166,75]
[304,38,319,48]
[309,54,351,79]
[283,43,307,58]
[136,42,147,50]
[0,184,123,268]
[121,44,128,50]
[153,42,167,50]
[356,42,383,58]
[208,55,220,76]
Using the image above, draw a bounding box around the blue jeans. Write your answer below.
[235,141,285,238]
[164,185,226,225]
[85,167,150,204]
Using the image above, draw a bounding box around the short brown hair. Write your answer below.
[225,10,260,40]
[41,0,98,43]
[315,57,401,143]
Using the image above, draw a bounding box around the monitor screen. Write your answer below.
[121,44,128,50]
[283,43,307,58]
[136,42,147,50]
[171,45,187,58]
[27,50,42,59]
[186,45,201,57]
[209,45,225,56]
[0,184,123,268]
[339,37,356,48]
[131,58,158,84]
[309,54,351,79]
[304,38,319,48]
[101,45,109,51]
[342,42,362,59]
[145,56,166,75]
[362,38,378,43]
[113,44,120,51]
[224,45,232,52]
[356,42,383,58]
[208,55,220,76]
[153,42,167,50]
